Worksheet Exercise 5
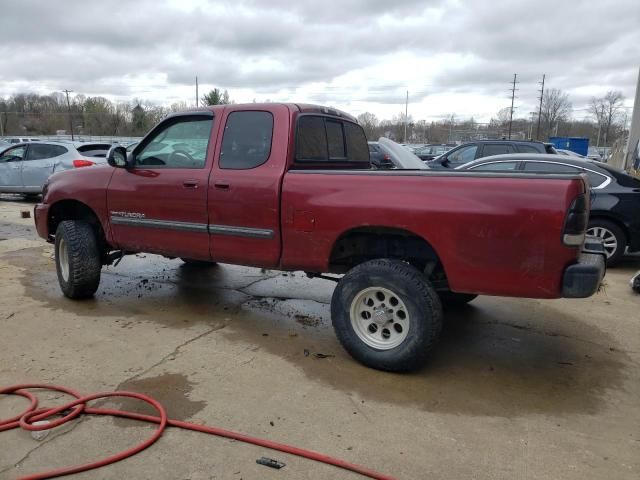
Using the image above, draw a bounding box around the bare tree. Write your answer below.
[357,112,379,140]
[589,90,625,147]
[540,88,572,139]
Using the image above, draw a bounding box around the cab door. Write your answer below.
[0,145,27,192]
[106,112,216,259]
[207,106,288,267]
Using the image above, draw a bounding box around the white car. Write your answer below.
[0,141,111,195]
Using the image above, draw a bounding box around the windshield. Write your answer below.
[378,137,428,169]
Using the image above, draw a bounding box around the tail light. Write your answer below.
[562,193,588,246]
[72,159,95,168]
[383,154,391,161]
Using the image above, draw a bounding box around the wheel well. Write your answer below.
[48,200,109,254]
[328,227,448,286]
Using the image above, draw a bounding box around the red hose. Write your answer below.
[0,384,396,480]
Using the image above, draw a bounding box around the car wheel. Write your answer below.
[587,219,626,267]
[331,259,443,372]
[55,220,101,299]
[438,291,478,309]
[180,258,217,267]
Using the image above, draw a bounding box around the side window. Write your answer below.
[523,162,579,174]
[326,120,346,159]
[583,170,608,188]
[137,117,213,169]
[517,145,541,154]
[447,145,478,166]
[470,161,519,171]
[0,145,26,163]
[295,116,369,165]
[297,116,327,161]
[344,122,369,162]
[220,111,273,169]
[25,144,68,161]
[481,144,516,157]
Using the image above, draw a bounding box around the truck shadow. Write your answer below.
[5,246,631,418]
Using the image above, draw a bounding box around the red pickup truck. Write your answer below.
[34,103,605,371]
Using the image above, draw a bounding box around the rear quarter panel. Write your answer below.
[281,171,584,298]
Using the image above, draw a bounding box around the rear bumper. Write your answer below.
[34,203,51,241]
[561,239,606,298]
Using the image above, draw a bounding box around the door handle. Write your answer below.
[183,180,199,189]
[214,181,230,190]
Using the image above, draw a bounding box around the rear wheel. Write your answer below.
[587,219,626,266]
[331,259,442,372]
[55,221,101,299]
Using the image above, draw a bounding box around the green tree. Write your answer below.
[201,88,231,106]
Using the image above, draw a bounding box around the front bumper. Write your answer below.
[562,238,606,298]
[34,203,51,241]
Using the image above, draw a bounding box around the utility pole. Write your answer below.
[403,90,409,143]
[536,74,546,140]
[0,112,4,137]
[195,76,199,108]
[507,74,518,139]
[62,89,74,141]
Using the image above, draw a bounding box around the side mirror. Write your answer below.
[107,145,129,168]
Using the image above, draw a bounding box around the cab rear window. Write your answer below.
[296,115,369,168]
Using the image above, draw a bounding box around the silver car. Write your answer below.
[0,141,111,194]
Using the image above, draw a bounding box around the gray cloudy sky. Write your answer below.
[0,0,638,121]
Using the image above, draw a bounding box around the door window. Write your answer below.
[481,143,516,157]
[470,161,519,171]
[447,145,478,166]
[136,116,213,168]
[219,111,273,169]
[583,170,608,188]
[0,145,26,163]
[25,144,68,161]
[523,161,579,174]
[517,145,540,154]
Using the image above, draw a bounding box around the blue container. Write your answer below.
[549,137,589,157]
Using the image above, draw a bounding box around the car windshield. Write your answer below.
[378,137,428,169]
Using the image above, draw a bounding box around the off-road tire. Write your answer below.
[331,258,443,372]
[55,221,101,299]
[438,291,478,309]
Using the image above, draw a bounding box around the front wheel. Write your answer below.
[331,259,443,372]
[55,220,101,299]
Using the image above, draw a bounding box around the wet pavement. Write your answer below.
[1,196,639,479]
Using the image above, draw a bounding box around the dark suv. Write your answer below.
[426,140,556,169]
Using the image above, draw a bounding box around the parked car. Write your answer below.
[0,141,111,195]
[415,144,453,161]
[427,140,557,169]
[375,138,428,169]
[457,153,640,265]
[368,141,394,169]
[556,148,585,158]
[34,103,604,372]
[3,137,39,144]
